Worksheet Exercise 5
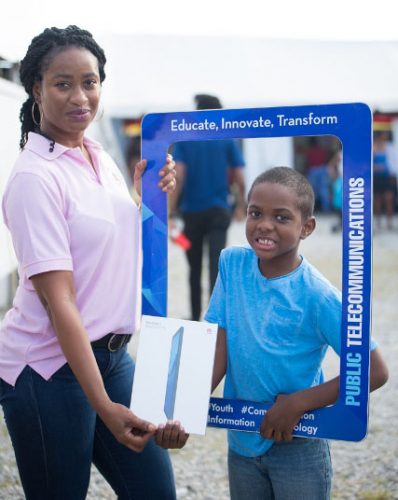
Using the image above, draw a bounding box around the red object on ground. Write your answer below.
[170,232,191,250]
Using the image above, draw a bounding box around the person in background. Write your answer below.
[304,137,331,213]
[206,167,389,500]
[328,149,343,233]
[373,131,396,230]
[169,94,246,321]
[0,25,187,500]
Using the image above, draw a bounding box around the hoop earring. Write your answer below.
[31,101,43,127]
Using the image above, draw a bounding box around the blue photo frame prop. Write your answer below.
[141,103,372,441]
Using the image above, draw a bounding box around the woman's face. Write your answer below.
[33,47,101,145]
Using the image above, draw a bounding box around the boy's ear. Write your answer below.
[300,216,316,240]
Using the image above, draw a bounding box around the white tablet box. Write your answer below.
[130,315,218,435]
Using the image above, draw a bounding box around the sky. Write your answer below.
[1,0,398,60]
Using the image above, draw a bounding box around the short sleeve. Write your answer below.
[316,288,343,355]
[316,288,378,354]
[3,172,73,278]
[228,140,245,168]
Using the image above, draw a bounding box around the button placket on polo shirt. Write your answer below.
[69,147,102,186]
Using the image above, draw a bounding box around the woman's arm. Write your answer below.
[260,347,389,441]
[31,270,156,452]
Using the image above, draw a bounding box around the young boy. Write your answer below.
[205,167,389,500]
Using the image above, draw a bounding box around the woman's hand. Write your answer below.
[133,154,177,198]
[155,420,189,449]
[158,154,177,193]
[99,402,157,453]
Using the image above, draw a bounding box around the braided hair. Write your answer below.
[19,25,106,149]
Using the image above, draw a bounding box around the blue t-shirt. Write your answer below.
[205,246,374,457]
[172,139,244,212]
[373,151,391,177]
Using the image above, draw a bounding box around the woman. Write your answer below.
[0,25,186,499]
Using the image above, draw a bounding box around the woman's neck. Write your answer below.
[38,125,85,150]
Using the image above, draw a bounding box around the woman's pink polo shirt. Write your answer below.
[0,132,141,385]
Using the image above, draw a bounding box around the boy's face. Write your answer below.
[245,182,315,278]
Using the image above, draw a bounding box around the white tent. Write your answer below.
[97,34,398,116]
[96,34,398,188]
[0,78,24,282]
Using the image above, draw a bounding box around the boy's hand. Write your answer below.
[155,420,189,449]
[260,393,303,442]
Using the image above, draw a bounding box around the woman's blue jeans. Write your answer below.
[228,438,332,500]
[0,346,176,500]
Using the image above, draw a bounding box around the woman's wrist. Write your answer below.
[131,187,142,208]
[92,395,115,418]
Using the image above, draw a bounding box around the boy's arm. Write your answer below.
[368,347,389,391]
[212,327,227,392]
[261,347,389,442]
